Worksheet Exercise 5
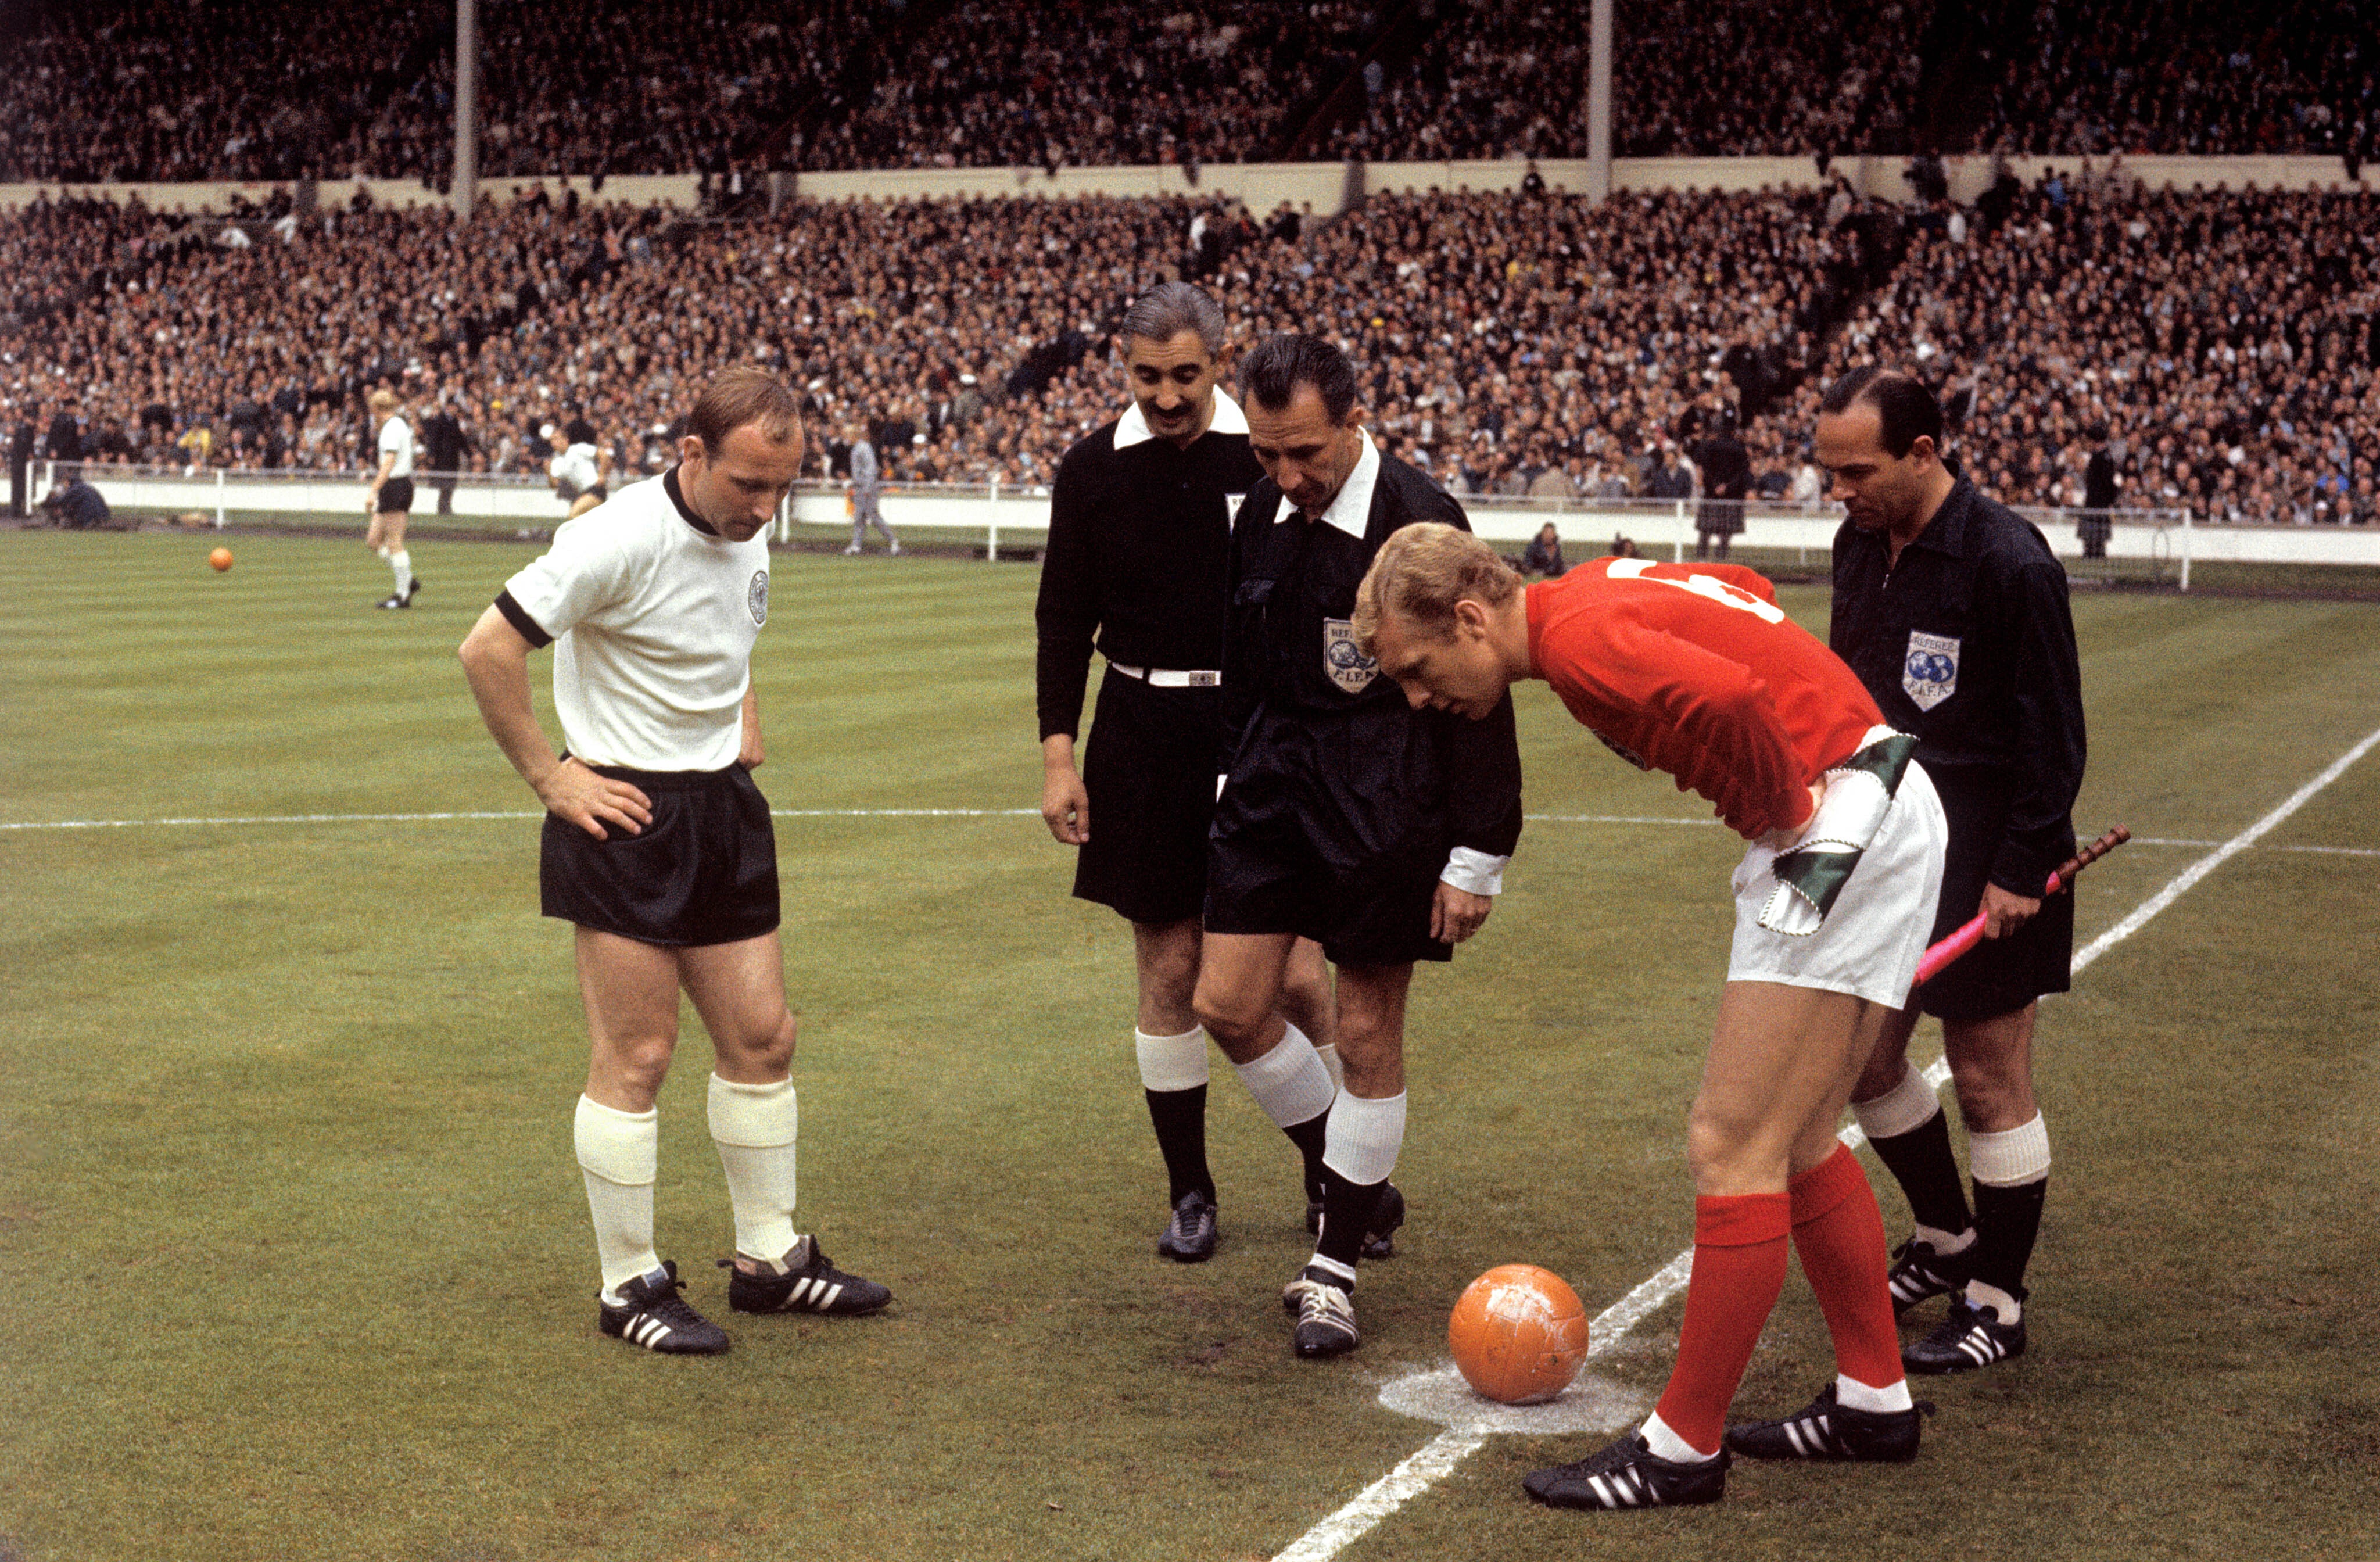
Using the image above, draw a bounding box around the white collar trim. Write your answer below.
[1113,387,1249,450]
[1272,431,1379,539]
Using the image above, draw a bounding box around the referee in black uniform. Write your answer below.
[1195,334,1524,1359]
[1037,284,1337,1266]
[1818,367,2085,1377]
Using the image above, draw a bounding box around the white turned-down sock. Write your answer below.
[1232,1024,1336,1128]
[1134,1027,1209,1092]
[1852,1058,1943,1141]
[1321,1090,1407,1187]
[708,1073,800,1262]
[574,1094,660,1300]
[389,549,413,593]
[1968,1114,2052,1188]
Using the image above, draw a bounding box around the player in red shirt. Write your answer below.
[1354,524,1950,1511]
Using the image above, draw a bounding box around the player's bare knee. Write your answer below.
[1683,1099,1776,1190]
[730,1011,797,1077]
[1192,987,1254,1048]
[593,1034,676,1105]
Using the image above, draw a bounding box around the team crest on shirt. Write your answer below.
[1903,629,1959,710]
[1322,618,1378,694]
[748,570,769,626]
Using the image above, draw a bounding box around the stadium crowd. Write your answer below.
[6,1,2378,184]
[8,171,2375,524]
[1324,0,1930,161]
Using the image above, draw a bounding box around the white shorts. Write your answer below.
[1726,759,1947,1008]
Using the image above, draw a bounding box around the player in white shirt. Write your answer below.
[365,387,420,610]
[458,367,892,1355]
[549,416,614,520]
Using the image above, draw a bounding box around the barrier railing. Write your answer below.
[27,464,2380,585]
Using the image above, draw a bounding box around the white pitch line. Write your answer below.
[1270,722,2380,1562]
[2068,722,2380,972]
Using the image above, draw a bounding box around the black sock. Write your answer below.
[1313,1163,1385,1278]
[1969,1176,2048,1302]
[1143,1085,1213,1205]
[1284,1113,1328,1204]
[1868,1110,1973,1238]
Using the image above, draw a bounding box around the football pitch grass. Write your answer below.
[4,528,2377,1562]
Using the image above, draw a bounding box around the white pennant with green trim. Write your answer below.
[1757,726,1920,936]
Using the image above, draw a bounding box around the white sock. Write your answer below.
[1321,1090,1406,1187]
[574,1094,659,1299]
[1969,1113,2052,1187]
[1852,1058,1942,1141]
[1134,1026,1208,1091]
[1232,1024,1336,1128]
[708,1073,799,1262]
[1836,1373,1914,1414]
[1310,1040,1346,1094]
[1965,1279,2023,1324]
[1640,1412,1718,1464]
[389,548,412,593]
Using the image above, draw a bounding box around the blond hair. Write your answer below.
[366,388,399,417]
[1352,522,1521,656]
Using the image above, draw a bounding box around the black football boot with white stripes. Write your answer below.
[598,1260,730,1355]
[1886,1234,1977,1314]
[1280,1268,1361,1358]
[1904,1296,2027,1374]
[1724,1382,1933,1461]
[1523,1434,1729,1510]
[723,1234,892,1316]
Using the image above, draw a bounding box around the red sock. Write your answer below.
[1789,1144,1905,1392]
[1652,1192,1791,1455]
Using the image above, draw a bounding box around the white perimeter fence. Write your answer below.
[31,462,2380,588]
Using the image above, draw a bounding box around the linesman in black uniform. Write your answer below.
[1195,334,1524,1359]
[1818,367,2086,1376]
[1037,284,1337,1266]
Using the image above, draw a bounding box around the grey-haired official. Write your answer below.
[1035,284,1340,1267]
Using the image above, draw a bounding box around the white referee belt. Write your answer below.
[1110,662,1220,688]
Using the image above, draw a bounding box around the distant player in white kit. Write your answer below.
[550,416,614,520]
[365,387,420,610]
[458,366,891,1355]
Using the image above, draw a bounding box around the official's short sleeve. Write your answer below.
[502,515,637,643]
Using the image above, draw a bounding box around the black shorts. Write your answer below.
[380,477,415,514]
[1206,704,1453,968]
[1073,667,1218,926]
[540,762,780,947]
[1917,764,2074,1023]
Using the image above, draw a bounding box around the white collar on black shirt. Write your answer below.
[1112,388,1249,450]
[1271,431,1378,539]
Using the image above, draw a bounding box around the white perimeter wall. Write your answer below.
[58,467,2380,570]
[2,155,2370,216]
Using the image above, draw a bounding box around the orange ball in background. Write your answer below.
[1448,1264,1590,1405]
[208,547,234,572]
